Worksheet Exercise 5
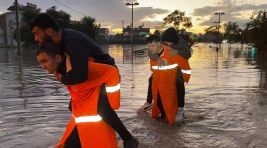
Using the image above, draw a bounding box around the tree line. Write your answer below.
[10,3,100,47]
[9,2,267,51]
[199,10,267,51]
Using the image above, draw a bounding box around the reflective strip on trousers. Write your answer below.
[181,69,191,74]
[151,64,178,70]
[106,83,120,93]
[74,115,102,123]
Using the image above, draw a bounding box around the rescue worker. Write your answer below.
[146,35,191,124]
[36,42,121,147]
[142,28,192,123]
[31,13,138,148]
[161,27,192,122]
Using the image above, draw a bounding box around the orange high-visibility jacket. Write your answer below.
[151,44,191,124]
[56,61,120,148]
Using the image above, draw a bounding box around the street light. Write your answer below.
[15,0,21,56]
[126,2,139,67]
[214,12,224,50]
[214,12,224,33]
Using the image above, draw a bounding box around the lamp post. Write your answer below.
[126,2,139,67]
[122,20,124,48]
[15,0,21,56]
[214,12,224,50]
[214,12,224,34]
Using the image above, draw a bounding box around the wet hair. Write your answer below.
[30,13,60,31]
[146,34,160,43]
[36,42,63,58]
[161,27,179,44]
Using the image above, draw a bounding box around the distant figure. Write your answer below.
[146,35,191,124]
[142,27,192,123]
[31,13,138,148]
[251,46,256,60]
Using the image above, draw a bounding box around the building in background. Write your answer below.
[0,24,4,45]
[95,28,109,44]
[123,26,150,42]
[0,11,23,46]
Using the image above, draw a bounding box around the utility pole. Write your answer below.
[126,2,139,68]
[214,12,224,34]
[214,12,224,51]
[15,0,21,56]
[122,20,124,48]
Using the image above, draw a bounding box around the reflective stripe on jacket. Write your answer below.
[57,61,120,148]
[151,44,191,124]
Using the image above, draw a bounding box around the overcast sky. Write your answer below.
[0,0,266,33]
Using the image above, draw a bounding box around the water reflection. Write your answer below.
[0,43,266,148]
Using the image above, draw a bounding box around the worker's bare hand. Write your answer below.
[54,72,62,82]
[65,54,72,72]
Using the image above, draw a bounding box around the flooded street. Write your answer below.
[0,43,267,148]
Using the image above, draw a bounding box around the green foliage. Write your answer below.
[153,30,161,37]
[201,25,223,43]
[14,25,36,47]
[70,16,100,39]
[205,25,218,33]
[46,6,71,28]
[22,8,40,24]
[243,10,267,50]
[223,22,242,43]
[13,4,40,47]
[163,10,193,30]
[45,6,100,39]
[13,3,100,46]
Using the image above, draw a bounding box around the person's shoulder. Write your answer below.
[90,61,118,74]
[63,29,84,39]
[165,48,187,61]
[160,43,172,50]
[63,29,91,45]
[161,44,178,56]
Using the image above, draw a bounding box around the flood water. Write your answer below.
[0,43,266,148]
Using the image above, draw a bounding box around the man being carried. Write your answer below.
[31,13,138,148]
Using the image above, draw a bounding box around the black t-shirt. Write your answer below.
[57,57,66,75]
[58,29,115,85]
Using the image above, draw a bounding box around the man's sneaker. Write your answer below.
[124,136,139,148]
[176,108,185,123]
[141,102,152,111]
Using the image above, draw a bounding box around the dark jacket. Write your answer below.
[171,36,191,60]
[59,29,115,85]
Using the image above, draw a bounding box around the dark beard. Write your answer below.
[44,35,52,43]
[39,35,53,46]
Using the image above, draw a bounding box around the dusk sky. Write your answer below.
[0,0,267,34]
